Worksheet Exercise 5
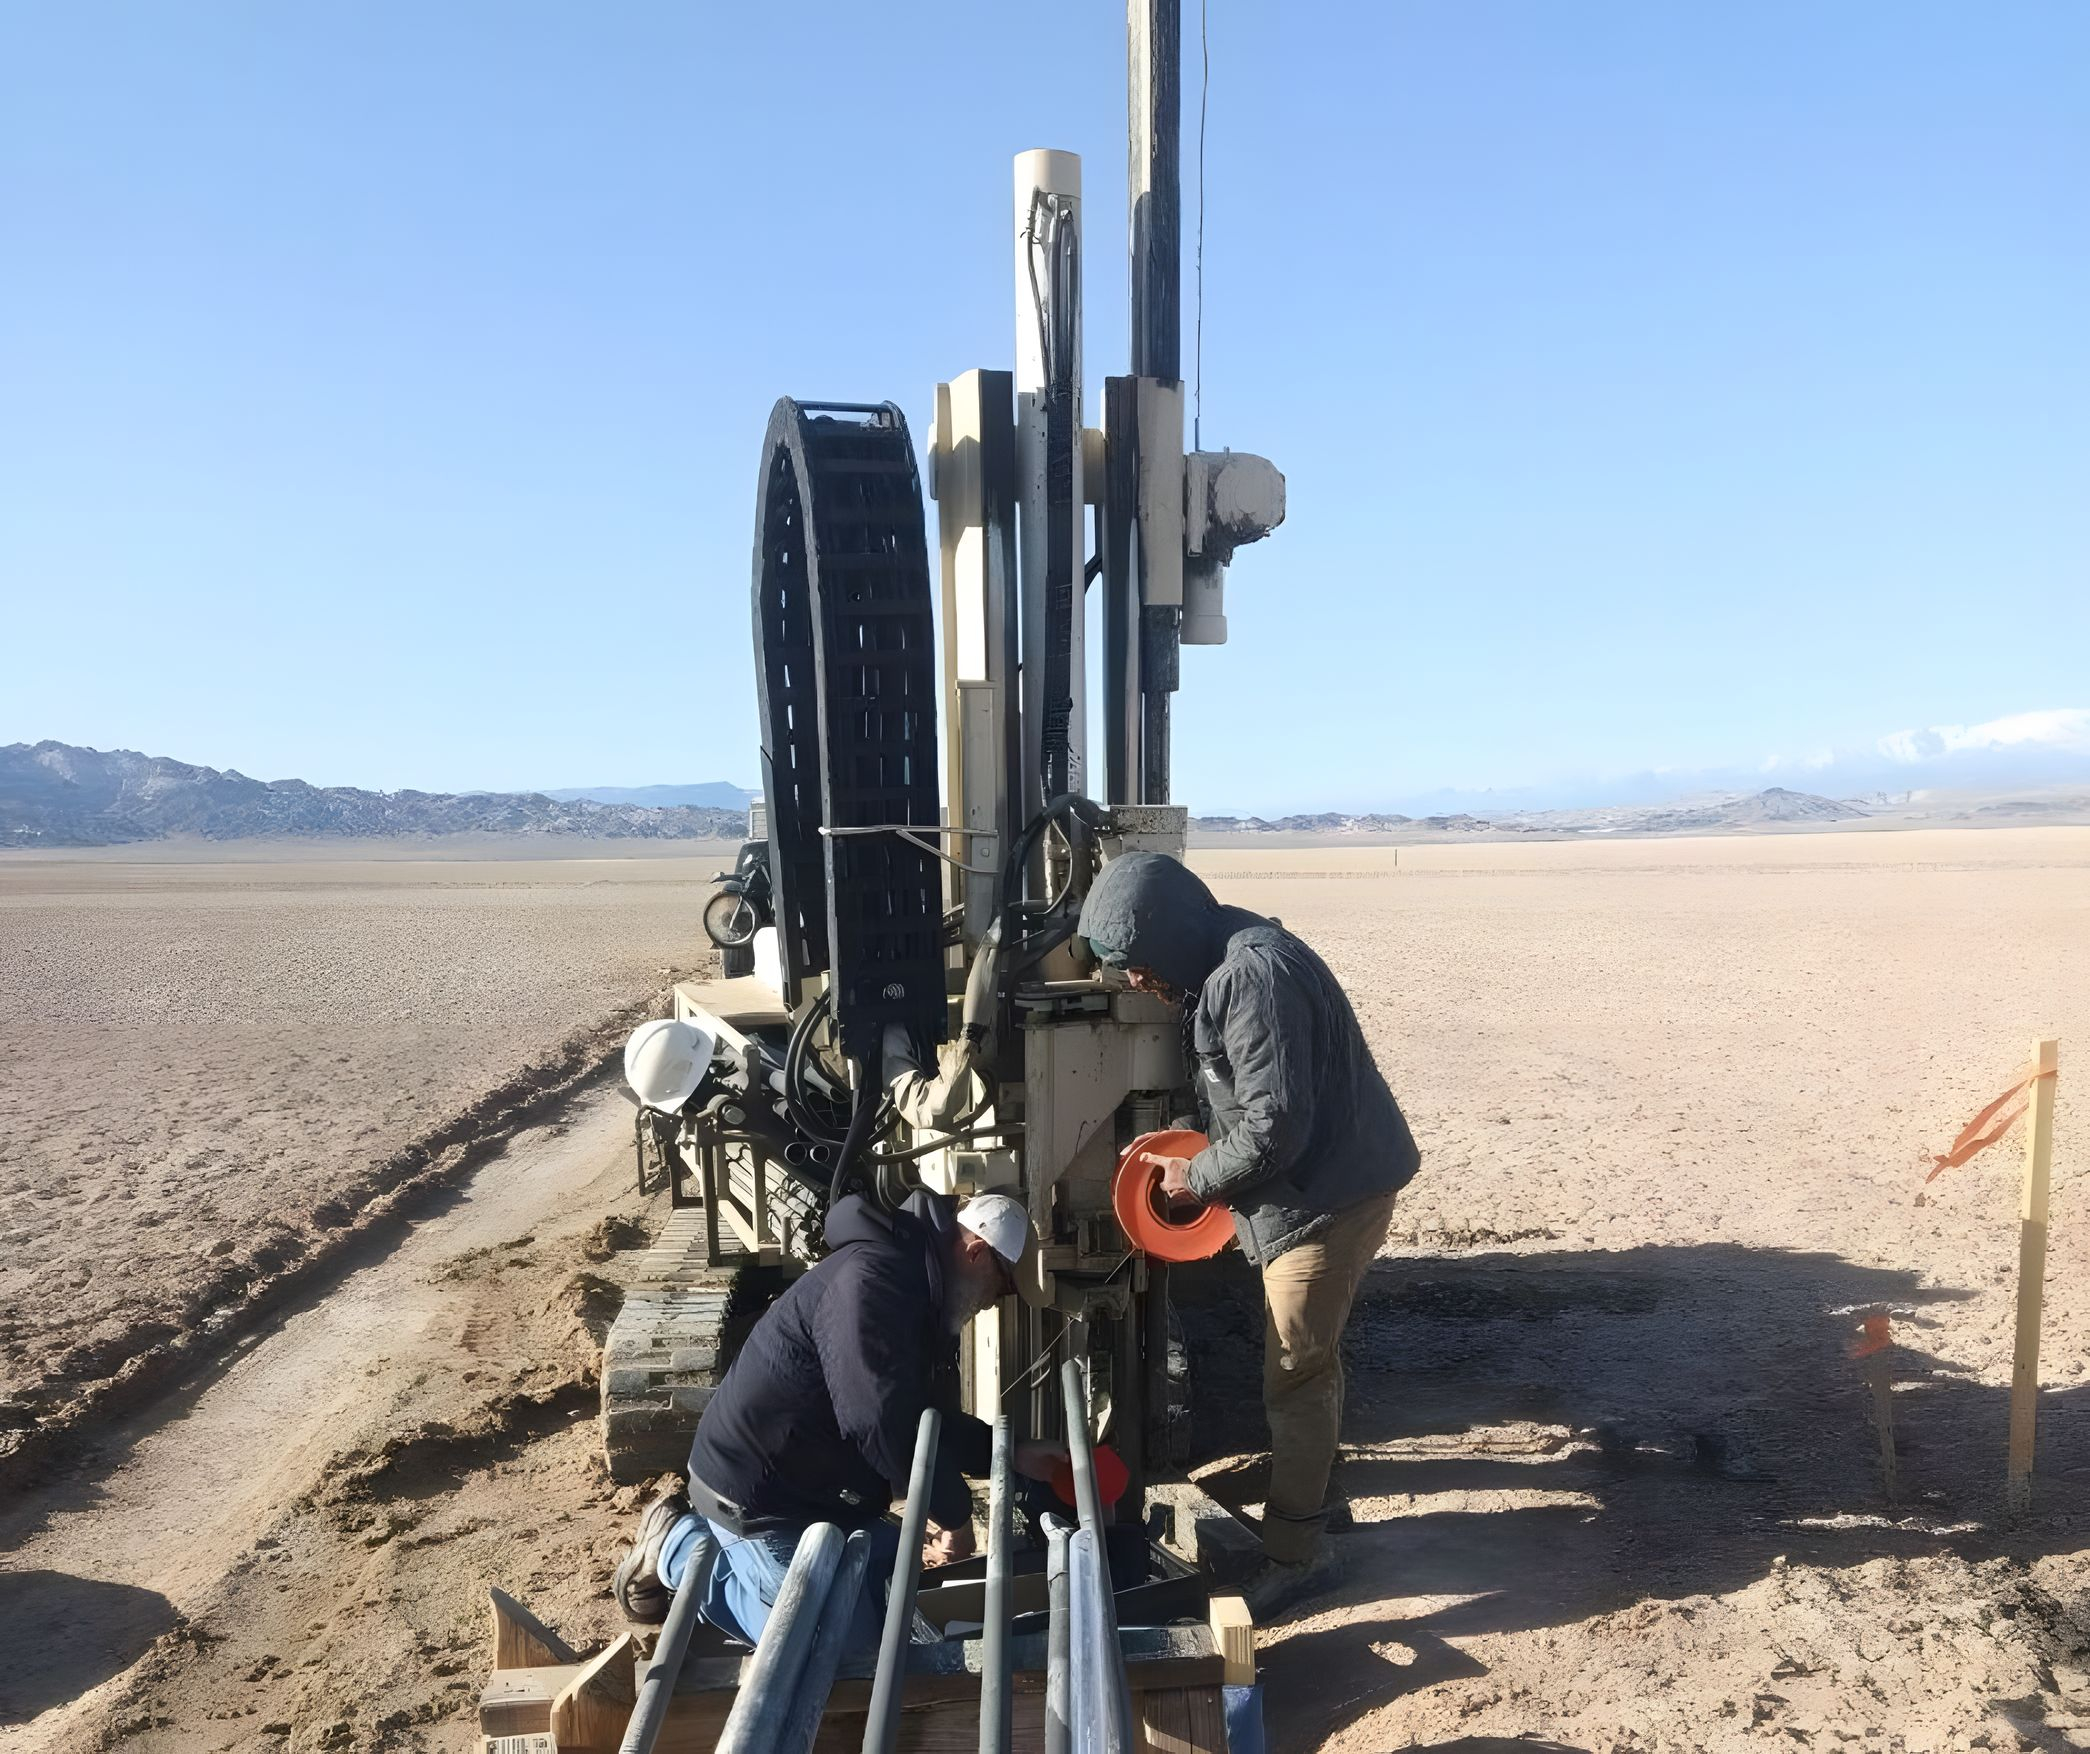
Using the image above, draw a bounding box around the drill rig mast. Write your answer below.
[600,5,1286,1520]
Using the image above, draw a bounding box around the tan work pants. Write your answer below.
[1258,1188,1397,1563]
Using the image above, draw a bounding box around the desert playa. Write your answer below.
[4,824,2089,1749]
[0,844,729,1450]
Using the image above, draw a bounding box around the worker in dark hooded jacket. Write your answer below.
[610,1188,1066,1647]
[1079,852,1419,1611]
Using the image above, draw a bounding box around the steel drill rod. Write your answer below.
[774,1527,874,1754]
[617,1541,707,1754]
[1058,1359,1106,1534]
[981,1417,1015,1754]
[1058,1359,1134,1750]
[1067,1528,1113,1754]
[861,1407,943,1754]
[715,1521,845,1754]
[1043,1516,1072,1754]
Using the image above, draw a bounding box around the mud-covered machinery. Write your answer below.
[601,137,1285,1514]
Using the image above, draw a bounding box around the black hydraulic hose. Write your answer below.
[999,793,1106,924]
[1008,912,1082,977]
[785,993,848,1146]
[827,1072,881,1209]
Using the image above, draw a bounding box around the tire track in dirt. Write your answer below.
[0,1085,644,1744]
[0,995,671,1499]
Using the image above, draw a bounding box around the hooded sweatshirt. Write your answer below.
[686,1190,991,1530]
[1078,852,1419,1264]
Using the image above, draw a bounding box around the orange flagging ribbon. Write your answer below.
[1924,1062,2058,1183]
[1848,1313,1892,1359]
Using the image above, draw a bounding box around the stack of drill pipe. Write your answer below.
[1059,1358,1135,1751]
[713,1522,845,1754]
[862,1408,942,1754]
[981,1417,1014,1754]
[777,1528,875,1754]
[723,1148,820,1249]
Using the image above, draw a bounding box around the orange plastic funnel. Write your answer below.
[1049,1441,1131,1511]
[1112,1128,1233,1262]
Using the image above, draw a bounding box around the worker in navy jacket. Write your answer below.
[610,1188,1064,1647]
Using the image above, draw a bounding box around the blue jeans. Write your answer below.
[661,1514,900,1654]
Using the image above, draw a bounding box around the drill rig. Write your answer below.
[600,112,1284,1524]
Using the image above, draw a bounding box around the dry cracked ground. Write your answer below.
[4,829,2090,1752]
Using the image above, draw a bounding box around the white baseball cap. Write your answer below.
[956,1193,1049,1306]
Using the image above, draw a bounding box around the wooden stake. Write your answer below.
[1865,1351,1899,1503]
[2006,1037,2059,1514]
[1206,1595,1254,1687]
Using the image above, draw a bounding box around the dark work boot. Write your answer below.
[612,1486,693,1624]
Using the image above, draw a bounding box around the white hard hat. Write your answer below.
[623,1018,717,1113]
[956,1193,1048,1306]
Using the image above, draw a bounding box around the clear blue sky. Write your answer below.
[4,2,2085,815]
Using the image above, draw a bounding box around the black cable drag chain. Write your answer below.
[752,399,945,1063]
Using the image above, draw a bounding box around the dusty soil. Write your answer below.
[1,1088,657,1751]
[1192,829,2090,1750]
[6,828,2090,1753]
[0,846,723,1470]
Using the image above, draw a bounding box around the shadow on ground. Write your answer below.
[1172,1241,2090,1749]
[0,1569,179,1724]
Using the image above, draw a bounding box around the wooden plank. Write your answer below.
[670,1620,1218,1701]
[2008,1036,2060,1512]
[1137,1686,1228,1754]
[1206,1594,1254,1686]
[550,1634,637,1753]
[489,1587,578,1670]
[674,976,790,1033]
[809,1694,1047,1753]
[478,1663,571,1738]
[491,1623,1223,1748]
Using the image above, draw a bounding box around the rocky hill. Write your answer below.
[0,742,746,846]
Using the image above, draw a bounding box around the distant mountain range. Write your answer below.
[0,742,748,846]
[540,781,758,810]
[1192,786,1867,837]
[9,741,2083,850]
